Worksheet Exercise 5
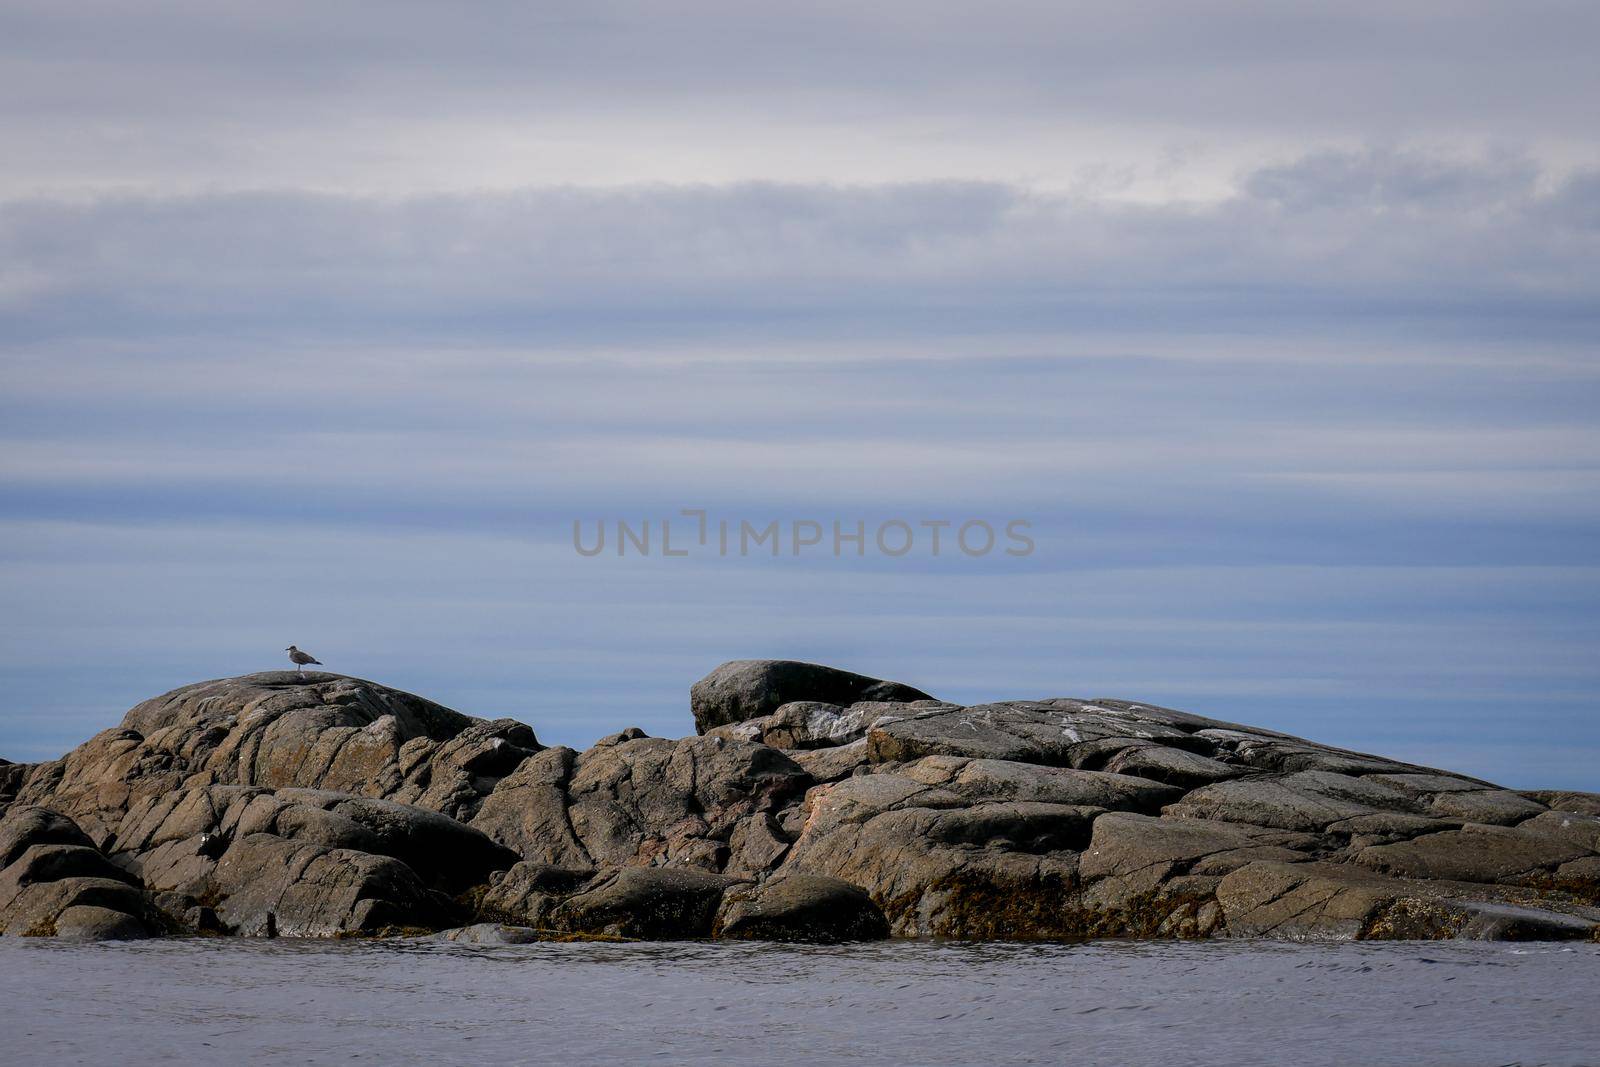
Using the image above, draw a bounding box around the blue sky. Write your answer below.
[1,2,1597,788]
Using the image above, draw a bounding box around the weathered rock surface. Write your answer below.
[715,873,889,942]
[0,806,157,939]
[469,735,809,873]
[432,922,547,944]
[11,672,542,847]
[477,862,739,938]
[691,660,933,734]
[3,661,1596,943]
[0,758,29,807]
[208,832,452,937]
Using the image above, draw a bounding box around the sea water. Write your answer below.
[2,937,1595,1066]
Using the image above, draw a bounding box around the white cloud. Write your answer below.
[1,7,1597,783]
[2,3,1598,196]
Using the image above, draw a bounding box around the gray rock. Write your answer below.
[1520,809,1600,853]
[1080,813,1315,899]
[1354,826,1590,885]
[691,660,933,733]
[1217,859,1599,941]
[477,862,596,928]
[866,700,1213,769]
[14,664,1600,945]
[777,773,1091,938]
[1424,789,1547,826]
[210,832,451,937]
[111,784,515,897]
[0,806,158,938]
[1194,730,1414,776]
[1101,745,1243,787]
[1524,790,1600,816]
[715,874,888,942]
[470,747,590,867]
[432,922,546,944]
[553,866,739,939]
[1163,772,1421,832]
[54,904,150,941]
[708,700,961,750]
[0,806,97,868]
[1217,861,1424,940]
[725,814,792,876]
[900,756,1184,812]
[592,727,649,747]
[789,740,872,783]
[1,875,151,937]
[12,673,541,844]
[1446,901,1598,941]
[317,796,517,892]
[0,758,33,810]
[2,843,138,888]
[476,735,809,871]
[1366,772,1498,796]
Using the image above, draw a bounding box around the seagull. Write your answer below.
[285,645,323,677]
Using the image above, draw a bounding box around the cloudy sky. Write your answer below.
[2,1,1597,787]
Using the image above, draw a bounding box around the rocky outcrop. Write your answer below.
[0,806,160,939]
[10,672,541,847]
[0,758,29,807]
[469,734,809,873]
[3,663,1597,943]
[691,660,933,734]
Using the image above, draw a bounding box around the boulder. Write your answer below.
[1101,745,1241,787]
[3,843,138,888]
[715,874,888,942]
[0,805,97,867]
[552,866,739,939]
[477,862,596,928]
[707,700,959,750]
[313,795,517,892]
[691,660,933,733]
[54,905,150,941]
[474,735,809,871]
[0,806,159,940]
[1,875,151,936]
[432,923,546,945]
[210,832,452,937]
